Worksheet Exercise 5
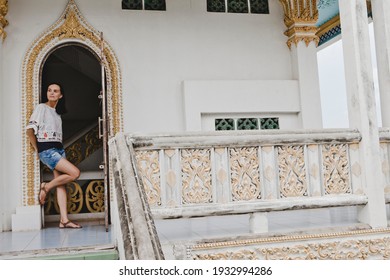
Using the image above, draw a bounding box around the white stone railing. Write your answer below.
[379,128,390,203]
[127,129,375,219]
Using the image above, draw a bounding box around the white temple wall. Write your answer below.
[1,0,24,230]
[1,0,312,230]
[75,0,293,133]
[0,39,4,232]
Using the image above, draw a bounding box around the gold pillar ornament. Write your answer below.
[279,0,319,48]
[0,0,8,41]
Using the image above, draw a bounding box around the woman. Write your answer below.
[26,83,82,229]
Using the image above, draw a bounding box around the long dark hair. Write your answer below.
[43,83,67,115]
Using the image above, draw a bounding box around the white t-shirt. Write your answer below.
[26,103,63,143]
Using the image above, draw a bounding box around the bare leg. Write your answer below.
[40,158,80,196]
[39,158,82,228]
[53,170,69,225]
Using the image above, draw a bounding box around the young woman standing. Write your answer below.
[26,83,82,229]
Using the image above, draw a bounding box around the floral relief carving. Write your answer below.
[181,149,213,204]
[261,238,390,260]
[322,144,351,194]
[135,150,162,206]
[229,147,261,201]
[192,238,390,260]
[278,146,307,197]
[194,250,257,260]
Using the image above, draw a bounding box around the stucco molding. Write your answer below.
[0,0,8,41]
[279,0,320,48]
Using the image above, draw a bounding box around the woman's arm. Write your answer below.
[26,128,38,152]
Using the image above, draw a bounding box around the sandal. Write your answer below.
[38,182,48,205]
[59,220,82,229]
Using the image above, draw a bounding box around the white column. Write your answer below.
[290,42,323,129]
[0,42,3,232]
[371,0,390,127]
[339,0,387,228]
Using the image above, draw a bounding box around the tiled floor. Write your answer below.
[0,205,388,257]
[0,224,113,256]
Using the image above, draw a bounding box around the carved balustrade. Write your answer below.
[125,129,382,219]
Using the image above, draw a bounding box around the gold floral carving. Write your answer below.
[229,147,261,201]
[22,0,122,206]
[85,126,102,157]
[66,142,83,166]
[45,182,83,214]
[322,144,351,194]
[86,180,105,213]
[279,0,319,48]
[135,150,162,206]
[181,149,213,204]
[0,0,8,41]
[278,146,307,197]
[46,179,106,214]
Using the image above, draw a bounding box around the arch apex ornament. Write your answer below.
[279,0,319,48]
[21,0,123,206]
[0,0,8,42]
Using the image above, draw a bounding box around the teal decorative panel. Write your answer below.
[318,24,341,46]
[260,118,279,129]
[145,0,166,11]
[207,0,226,13]
[250,0,269,14]
[215,119,235,131]
[122,0,142,10]
[237,118,258,130]
[122,0,166,10]
[228,0,249,13]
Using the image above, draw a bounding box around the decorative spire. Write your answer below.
[0,0,8,42]
[279,0,319,48]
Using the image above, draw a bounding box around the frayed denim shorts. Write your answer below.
[39,148,66,171]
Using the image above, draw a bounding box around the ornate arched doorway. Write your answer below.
[40,43,108,223]
[21,1,122,223]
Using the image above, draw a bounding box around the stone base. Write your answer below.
[249,212,268,233]
[11,205,42,231]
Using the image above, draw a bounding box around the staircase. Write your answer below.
[42,123,105,219]
[1,246,118,260]
[108,130,390,260]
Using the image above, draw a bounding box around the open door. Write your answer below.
[99,33,110,231]
[41,43,110,229]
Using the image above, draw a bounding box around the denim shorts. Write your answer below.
[39,148,66,171]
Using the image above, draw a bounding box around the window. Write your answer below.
[215,117,279,131]
[207,0,269,14]
[122,0,166,11]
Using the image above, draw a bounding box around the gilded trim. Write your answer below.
[21,0,123,206]
[316,15,340,39]
[0,0,8,41]
[191,228,390,250]
[279,0,319,48]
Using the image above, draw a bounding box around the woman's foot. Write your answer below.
[59,220,82,229]
[38,182,48,205]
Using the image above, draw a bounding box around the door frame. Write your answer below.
[21,1,122,208]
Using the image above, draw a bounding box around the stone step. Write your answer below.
[0,245,118,260]
[179,226,390,260]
